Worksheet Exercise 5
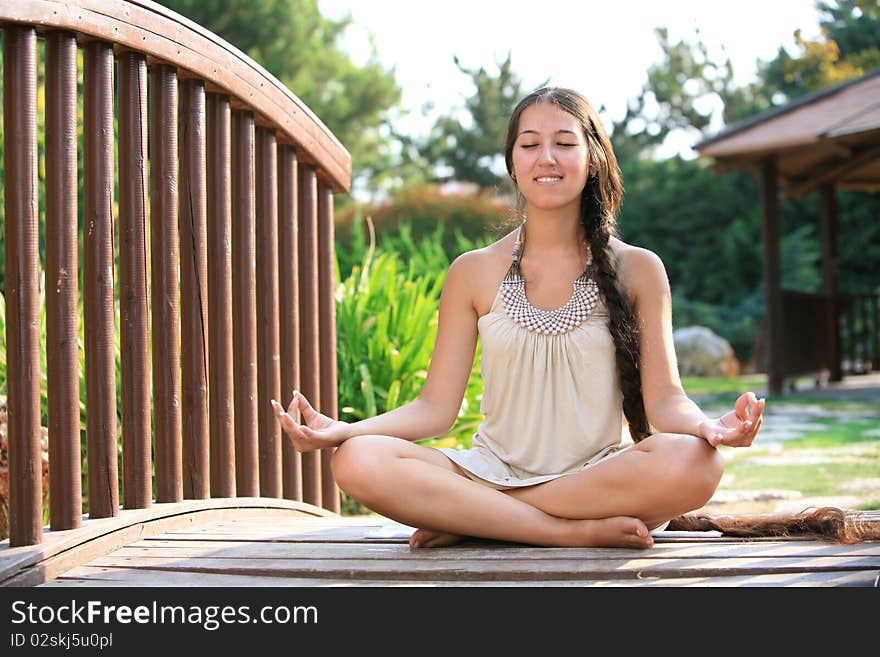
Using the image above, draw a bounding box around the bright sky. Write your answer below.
[319,0,823,157]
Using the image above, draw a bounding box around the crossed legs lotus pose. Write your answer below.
[330,432,724,550]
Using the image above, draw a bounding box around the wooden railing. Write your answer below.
[752,289,878,385]
[840,292,879,375]
[779,290,835,378]
[1,0,350,547]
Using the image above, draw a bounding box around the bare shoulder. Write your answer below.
[446,228,517,316]
[609,238,670,302]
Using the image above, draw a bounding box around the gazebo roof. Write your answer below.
[694,69,880,198]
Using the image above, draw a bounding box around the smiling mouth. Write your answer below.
[534,176,563,183]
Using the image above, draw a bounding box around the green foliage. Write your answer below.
[335,183,507,278]
[335,223,486,452]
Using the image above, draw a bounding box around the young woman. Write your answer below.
[272,87,864,549]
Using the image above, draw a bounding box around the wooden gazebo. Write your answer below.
[695,70,880,395]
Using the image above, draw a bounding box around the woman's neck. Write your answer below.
[521,206,586,255]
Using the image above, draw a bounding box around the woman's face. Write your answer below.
[510,102,590,214]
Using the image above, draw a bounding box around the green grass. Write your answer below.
[682,374,880,511]
[721,447,880,496]
[681,374,766,397]
[782,420,880,447]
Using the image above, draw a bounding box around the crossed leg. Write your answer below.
[330,432,724,550]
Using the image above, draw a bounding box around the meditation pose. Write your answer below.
[273,87,873,549]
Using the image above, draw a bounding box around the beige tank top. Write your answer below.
[439,222,626,488]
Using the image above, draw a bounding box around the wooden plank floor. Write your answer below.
[41,514,880,587]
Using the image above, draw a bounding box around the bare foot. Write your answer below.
[409,517,653,549]
[409,528,465,549]
[568,516,654,549]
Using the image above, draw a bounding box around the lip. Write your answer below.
[534,175,563,184]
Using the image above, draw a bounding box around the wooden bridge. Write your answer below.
[1,0,878,588]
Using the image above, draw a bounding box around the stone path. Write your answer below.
[694,373,880,516]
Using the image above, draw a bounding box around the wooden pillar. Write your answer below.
[297,164,321,507]
[318,183,340,513]
[45,30,83,531]
[819,183,842,382]
[118,51,152,509]
[206,93,236,498]
[4,25,43,545]
[232,110,259,497]
[872,294,879,372]
[278,146,302,501]
[82,41,119,520]
[760,157,784,395]
[150,64,183,503]
[256,128,282,498]
[179,79,210,499]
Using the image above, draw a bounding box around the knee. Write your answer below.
[330,435,386,500]
[657,433,725,508]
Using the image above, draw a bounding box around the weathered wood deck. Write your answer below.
[2,502,878,587]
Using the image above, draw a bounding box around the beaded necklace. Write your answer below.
[500,221,600,335]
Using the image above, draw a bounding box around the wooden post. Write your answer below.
[179,79,210,499]
[45,30,83,531]
[232,110,259,496]
[150,64,183,503]
[872,294,879,372]
[4,25,43,545]
[256,128,282,498]
[297,164,322,507]
[118,51,152,509]
[206,93,236,498]
[819,183,842,382]
[278,146,303,501]
[318,183,340,513]
[760,157,784,395]
[82,40,119,520]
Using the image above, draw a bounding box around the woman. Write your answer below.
[273,87,778,549]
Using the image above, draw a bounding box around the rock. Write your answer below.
[673,326,740,377]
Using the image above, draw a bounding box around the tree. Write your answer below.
[399,52,533,191]
[157,0,401,189]
[610,27,739,161]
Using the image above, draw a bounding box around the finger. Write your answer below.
[739,391,759,421]
[749,416,764,441]
[285,391,300,417]
[296,390,319,422]
[272,399,308,441]
[753,397,766,421]
[734,393,750,421]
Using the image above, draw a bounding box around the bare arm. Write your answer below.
[273,251,480,449]
[618,246,764,446]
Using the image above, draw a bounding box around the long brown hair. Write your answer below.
[503,87,651,441]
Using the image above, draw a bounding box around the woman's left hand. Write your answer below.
[697,391,765,448]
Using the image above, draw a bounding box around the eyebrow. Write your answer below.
[517,129,579,137]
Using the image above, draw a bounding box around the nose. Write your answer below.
[538,143,556,164]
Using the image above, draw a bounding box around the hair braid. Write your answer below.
[581,177,651,442]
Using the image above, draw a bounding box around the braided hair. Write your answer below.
[504,87,651,442]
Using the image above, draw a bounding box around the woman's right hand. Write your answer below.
[271,391,352,452]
